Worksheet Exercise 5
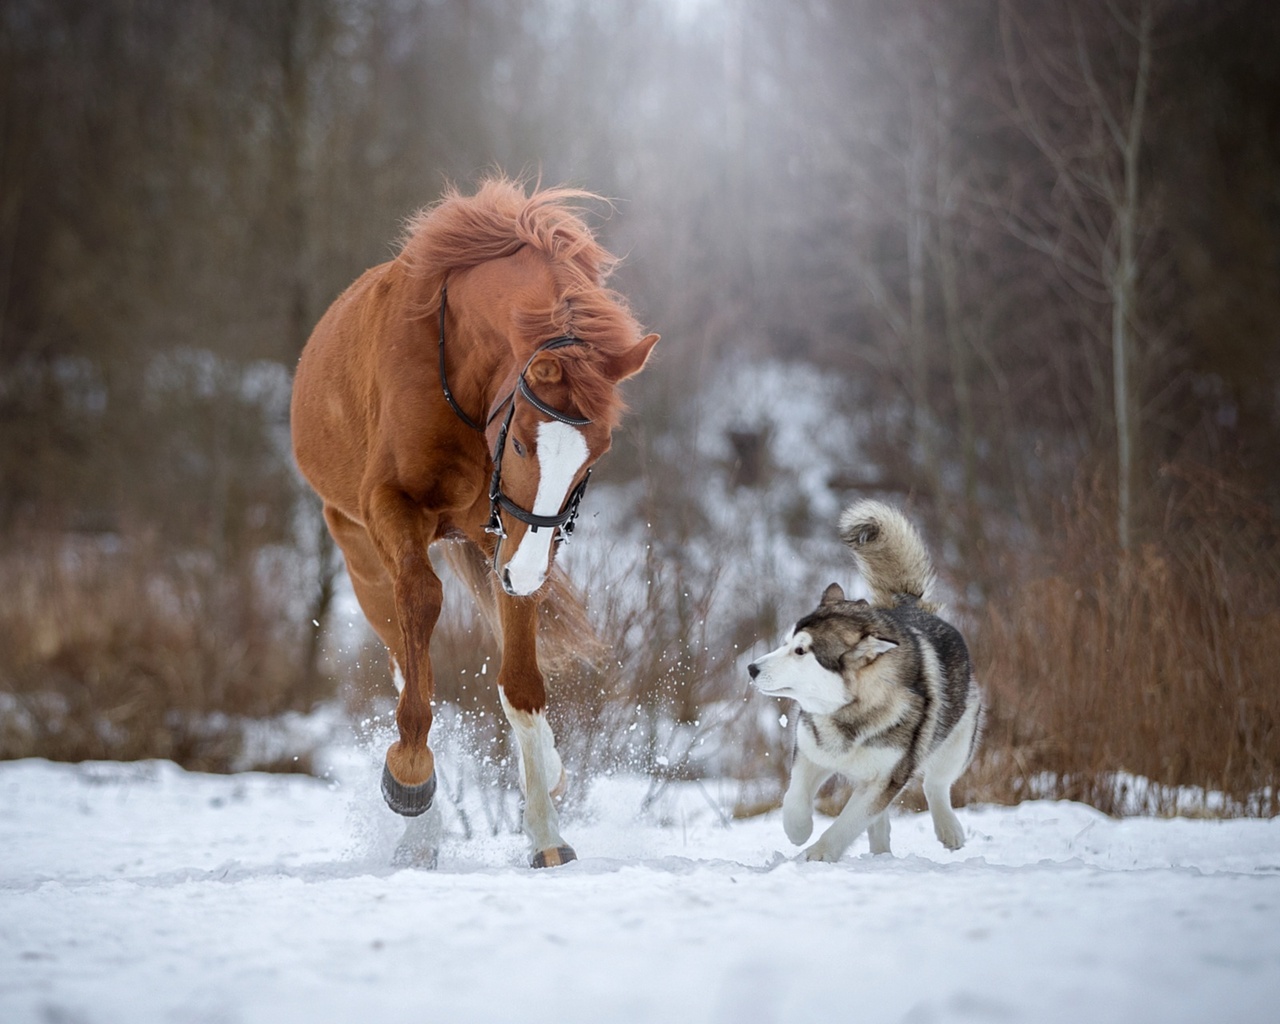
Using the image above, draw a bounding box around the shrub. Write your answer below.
[972,463,1280,815]
[0,530,333,772]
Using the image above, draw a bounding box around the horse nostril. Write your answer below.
[748,663,759,679]
[501,568,514,593]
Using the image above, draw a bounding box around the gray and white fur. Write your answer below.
[748,500,982,862]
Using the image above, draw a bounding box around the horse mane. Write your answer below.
[398,176,644,428]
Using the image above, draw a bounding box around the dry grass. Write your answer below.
[970,463,1280,816]
[373,462,1280,821]
[0,531,333,772]
[9,459,1275,821]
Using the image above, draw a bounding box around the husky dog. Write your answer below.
[748,500,982,862]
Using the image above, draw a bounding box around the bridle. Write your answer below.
[436,282,593,560]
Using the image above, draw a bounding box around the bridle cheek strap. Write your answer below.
[436,281,596,558]
[484,387,593,548]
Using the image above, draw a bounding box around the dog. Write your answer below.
[748,500,982,862]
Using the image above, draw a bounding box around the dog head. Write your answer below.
[747,582,898,715]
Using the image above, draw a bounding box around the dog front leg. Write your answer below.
[782,749,830,846]
[867,811,891,855]
[805,782,898,863]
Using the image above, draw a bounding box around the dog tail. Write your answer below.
[837,500,939,612]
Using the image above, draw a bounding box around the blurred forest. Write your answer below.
[1,0,1277,813]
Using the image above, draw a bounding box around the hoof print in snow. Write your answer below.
[391,840,439,870]
[381,764,437,817]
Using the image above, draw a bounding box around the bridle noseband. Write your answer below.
[437,282,594,558]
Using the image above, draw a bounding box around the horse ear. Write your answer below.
[821,582,845,605]
[608,333,659,381]
[527,353,563,385]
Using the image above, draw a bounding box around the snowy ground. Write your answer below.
[2,754,1278,1024]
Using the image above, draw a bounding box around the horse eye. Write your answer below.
[512,438,526,457]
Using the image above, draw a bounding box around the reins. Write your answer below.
[436,282,594,555]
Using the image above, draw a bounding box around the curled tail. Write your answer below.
[837,500,939,612]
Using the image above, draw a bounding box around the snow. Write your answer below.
[3,754,1279,1024]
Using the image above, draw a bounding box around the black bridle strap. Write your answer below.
[437,283,486,433]
[435,282,594,546]
[492,471,592,531]
[518,374,590,426]
[438,282,587,432]
[477,334,586,431]
[486,347,593,537]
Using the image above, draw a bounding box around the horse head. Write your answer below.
[487,332,658,597]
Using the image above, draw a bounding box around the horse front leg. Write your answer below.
[363,490,443,820]
[382,544,443,818]
[495,591,575,868]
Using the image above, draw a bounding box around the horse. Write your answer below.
[290,178,659,868]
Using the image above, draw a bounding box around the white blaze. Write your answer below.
[500,419,589,596]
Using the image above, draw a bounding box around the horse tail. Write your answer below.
[435,539,604,674]
[536,564,607,673]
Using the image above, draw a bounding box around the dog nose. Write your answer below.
[748,662,759,679]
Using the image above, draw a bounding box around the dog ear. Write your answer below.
[821,582,845,605]
[849,635,897,667]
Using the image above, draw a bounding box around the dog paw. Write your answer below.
[934,816,965,851]
[803,842,843,863]
[783,806,814,845]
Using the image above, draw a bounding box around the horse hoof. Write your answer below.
[381,763,437,817]
[530,844,577,869]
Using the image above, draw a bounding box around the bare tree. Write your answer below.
[997,0,1161,551]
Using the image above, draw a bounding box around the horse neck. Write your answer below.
[447,255,561,418]
[447,291,531,424]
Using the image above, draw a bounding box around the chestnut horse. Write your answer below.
[291,178,658,867]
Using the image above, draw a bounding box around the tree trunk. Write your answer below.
[1112,1,1152,553]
